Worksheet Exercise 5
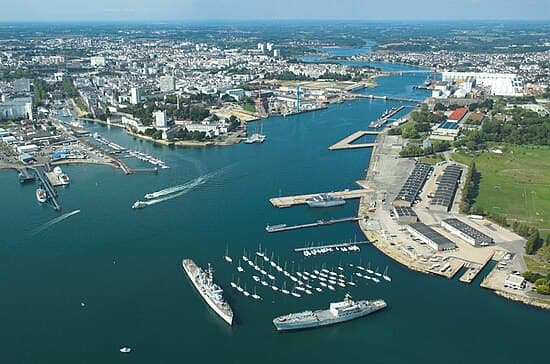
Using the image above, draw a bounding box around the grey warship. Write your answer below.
[182,259,234,326]
[273,294,386,331]
[306,193,346,208]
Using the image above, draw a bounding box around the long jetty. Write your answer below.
[328,131,380,151]
[32,166,61,211]
[356,94,422,104]
[17,167,35,183]
[269,189,368,208]
[294,240,370,252]
[266,217,360,233]
[369,105,406,128]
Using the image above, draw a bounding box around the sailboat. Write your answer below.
[230,274,237,289]
[236,277,244,293]
[224,246,233,263]
[281,282,290,295]
[366,262,374,274]
[242,249,249,263]
[375,267,382,277]
[256,243,264,258]
[242,283,250,297]
[251,287,261,300]
[237,259,244,273]
[383,266,392,282]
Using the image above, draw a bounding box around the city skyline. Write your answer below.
[1,0,549,22]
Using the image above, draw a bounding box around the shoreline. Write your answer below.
[356,129,550,311]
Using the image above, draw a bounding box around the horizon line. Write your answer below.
[1,18,549,24]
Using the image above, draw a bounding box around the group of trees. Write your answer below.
[142,127,163,140]
[525,229,545,255]
[168,104,211,122]
[389,119,435,140]
[32,78,55,105]
[457,108,549,150]
[170,129,207,141]
[460,162,479,214]
[263,71,314,81]
[522,270,550,295]
[399,140,450,158]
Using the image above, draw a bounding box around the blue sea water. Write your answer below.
[0,54,548,364]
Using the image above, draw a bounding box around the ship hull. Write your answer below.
[273,300,386,331]
[182,259,233,326]
[306,200,346,208]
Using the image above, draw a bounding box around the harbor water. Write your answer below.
[1,61,549,364]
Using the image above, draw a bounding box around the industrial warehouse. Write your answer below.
[441,218,493,247]
[392,206,418,225]
[430,164,462,212]
[407,223,457,251]
[393,163,433,207]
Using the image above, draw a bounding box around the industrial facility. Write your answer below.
[392,206,418,225]
[441,218,493,247]
[393,163,433,207]
[430,164,462,212]
[407,223,457,251]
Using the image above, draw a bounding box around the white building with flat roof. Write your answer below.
[154,110,168,128]
[90,56,106,67]
[0,97,33,120]
[504,274,526,289]
[442,72,523,96]
[130,87,141,105]
[159,76,176,92]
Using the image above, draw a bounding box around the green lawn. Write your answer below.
[242,104,256,113]
[452,145,550,230]
[419,154,445,165]
[524,256,550,276]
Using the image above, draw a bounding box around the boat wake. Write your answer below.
[137,165,235,208]
[32,210,81,234]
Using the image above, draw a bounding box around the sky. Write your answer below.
[1,0,549,22]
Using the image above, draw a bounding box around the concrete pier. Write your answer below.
[269,189,368,208]
[45,171,64,187]
[328,131,380,151]
[17,168,35,183]
[355,94,422,104]
[32,167,61,211]
[267,217,360,233]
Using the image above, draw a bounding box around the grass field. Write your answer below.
[524,256,550,276]
[452,145,550,231]
[242,104,256,113]
[419,154,445,165]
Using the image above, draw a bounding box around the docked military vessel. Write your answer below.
[273,294,386,331]
[182,259,234,326]
[306,193,346,208]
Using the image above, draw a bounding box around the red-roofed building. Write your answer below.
[448,108,468,122]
